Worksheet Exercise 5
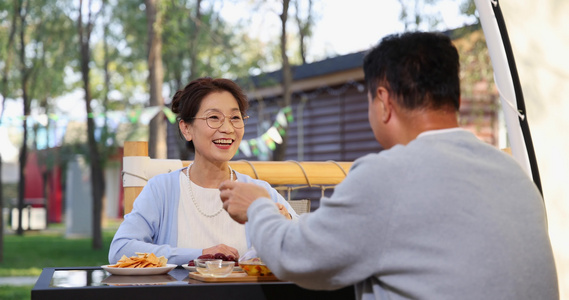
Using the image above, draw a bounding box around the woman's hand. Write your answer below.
[202,244,239,258]
[276,203,292,220]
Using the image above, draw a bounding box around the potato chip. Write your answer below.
[146,253,159,265]
[158,256,168,267]
[108,252,168,268]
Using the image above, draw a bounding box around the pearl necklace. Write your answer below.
[186,163,233,218]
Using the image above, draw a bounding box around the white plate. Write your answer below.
[101,264,177,276]
[182,264,197,272]
[182,263,242,272]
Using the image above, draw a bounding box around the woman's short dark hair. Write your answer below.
[171,77,249,151]
[363,31,460,111]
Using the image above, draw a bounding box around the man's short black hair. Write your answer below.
[363,31,460,111]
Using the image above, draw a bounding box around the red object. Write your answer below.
[47,167,63,223]
[24,152,45,206]
[24,151,63,223]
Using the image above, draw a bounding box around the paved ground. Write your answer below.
[0,276,38,286]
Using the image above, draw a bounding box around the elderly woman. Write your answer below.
[109,77,298,265]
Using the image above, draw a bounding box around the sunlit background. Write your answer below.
[0,0,567,298]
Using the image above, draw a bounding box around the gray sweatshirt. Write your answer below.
[247,129,558,300]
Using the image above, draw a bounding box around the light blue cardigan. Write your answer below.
[108,169,298,265]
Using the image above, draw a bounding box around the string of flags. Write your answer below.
[2,80,362,127]
[1,106,176,126]
[2,81,363,157]
[2,105,294,158]
[238,106,293,157]
[2,105,289,127]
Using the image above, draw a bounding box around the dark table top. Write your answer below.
[32,266,355,300]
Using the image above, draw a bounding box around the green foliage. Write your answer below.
[460,0,477,18]
[160,1,269,94]
[28,2,77,105]
[0,0,300,161]
[0,0,19,102]
[397,0,477,31]
[1,0,280,121]
[95,0,150,106]
[8,0,76,112]
[454,29,494,95]
[397,0,443,31]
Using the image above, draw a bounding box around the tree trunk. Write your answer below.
[78,0,104,249]
[0,0,20,261]
[146,0,166,159]
[102,0,110,130]
[294,0,313,65]
[16,118,28,236]
[173,53,190,160]
[0,156,3,261]
[16,0,30,236]
[188,0,202,81]
[273,0,292,161]
[100,0,110,221]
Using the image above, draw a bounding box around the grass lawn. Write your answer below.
[0,285,34,300]
[0,222,119,300]
[0,222,118,277]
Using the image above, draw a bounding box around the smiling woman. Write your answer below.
[108,77,299,266]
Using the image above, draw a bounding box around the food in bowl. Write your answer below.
[239,258,273,276]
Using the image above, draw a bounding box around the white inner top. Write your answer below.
[177,171,247,256]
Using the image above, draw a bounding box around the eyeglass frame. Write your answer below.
[192,111,249,129]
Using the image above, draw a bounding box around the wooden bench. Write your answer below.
[122,141,352,215]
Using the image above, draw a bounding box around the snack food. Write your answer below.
[240,258,273,276]
[108,252,168,268]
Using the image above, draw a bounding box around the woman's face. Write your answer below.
[181,91,244,164]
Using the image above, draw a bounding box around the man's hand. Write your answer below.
[219,181,271,224]
[202,244,239,258]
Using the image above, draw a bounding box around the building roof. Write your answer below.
[244,23,481,97]
[248,51,367,89]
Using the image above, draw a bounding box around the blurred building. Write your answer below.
[165,26,501,207]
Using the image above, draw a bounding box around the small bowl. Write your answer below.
[204,260,235,278]
[240,260,273,277]
[194,258,222,276]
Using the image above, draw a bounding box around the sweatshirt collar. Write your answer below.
[417,127,466,139]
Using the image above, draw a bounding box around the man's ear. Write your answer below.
[377,87,392,123]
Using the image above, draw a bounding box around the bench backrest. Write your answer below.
[122,141,352,215]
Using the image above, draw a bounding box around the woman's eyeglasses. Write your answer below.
[193,111,249,129]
